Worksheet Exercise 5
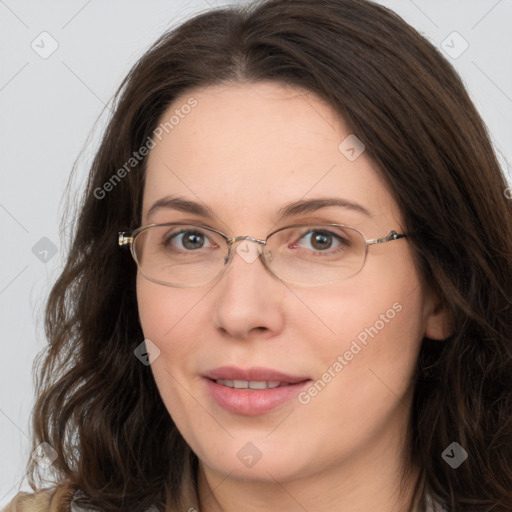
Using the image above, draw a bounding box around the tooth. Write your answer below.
[216,379,234,387]
[216,379,292,389]
[249,381,268,389]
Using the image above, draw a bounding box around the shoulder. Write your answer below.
[2,481,77,512]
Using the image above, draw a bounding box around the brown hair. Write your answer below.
[17,0,512,510]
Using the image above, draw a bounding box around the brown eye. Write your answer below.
[161,228,214,252]
[295,229,350,252]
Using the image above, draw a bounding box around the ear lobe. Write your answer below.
[424,294,453,340]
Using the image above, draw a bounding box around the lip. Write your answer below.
[203,366,310,383]
[203,366,312,416]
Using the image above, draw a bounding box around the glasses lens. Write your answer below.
[132,223,367,287]
[265,225,366,285]
[133,224,226,286]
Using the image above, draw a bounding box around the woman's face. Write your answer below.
[137,82,448,484]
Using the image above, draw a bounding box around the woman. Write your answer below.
[4,0,512,511]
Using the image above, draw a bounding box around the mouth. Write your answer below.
[202,366,312,415]
[203,366,310,384]
[213,379,293,389]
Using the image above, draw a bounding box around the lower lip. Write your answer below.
[204,378,311,416]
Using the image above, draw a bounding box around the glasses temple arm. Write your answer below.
[366,230,406,245]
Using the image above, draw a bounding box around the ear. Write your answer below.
[423,290,452,340]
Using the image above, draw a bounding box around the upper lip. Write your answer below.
[203,366,311,384]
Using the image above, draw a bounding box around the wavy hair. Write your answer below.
[17,0,512,510]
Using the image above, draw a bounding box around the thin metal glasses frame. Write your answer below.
[118,222,406,287]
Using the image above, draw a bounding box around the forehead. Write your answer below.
[142,81,400,231]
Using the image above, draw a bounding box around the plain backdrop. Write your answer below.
[1,0,511,506]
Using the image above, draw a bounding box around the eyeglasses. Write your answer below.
[118,222,406,287]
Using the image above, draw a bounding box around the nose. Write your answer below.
[212,238,285,340]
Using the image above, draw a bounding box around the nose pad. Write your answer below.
[235,238,264,265]
[220,238,287,287]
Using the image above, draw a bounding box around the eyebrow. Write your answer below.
[146,195,372,222]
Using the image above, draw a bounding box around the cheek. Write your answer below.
[136,275,205,421]
[136,273,201,341]
[298,267,423,346]
[290,270,425,458]
[136,275,201,373]
[295,255,426,397]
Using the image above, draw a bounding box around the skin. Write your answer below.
[137,81,451,512]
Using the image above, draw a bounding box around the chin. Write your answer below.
[192,433,315,483]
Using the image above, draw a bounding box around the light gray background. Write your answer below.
[1,0,511,506]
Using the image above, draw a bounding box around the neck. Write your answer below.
[197,439,423,512]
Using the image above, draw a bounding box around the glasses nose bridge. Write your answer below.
[228,234,267,246]
[223,234,270,269]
